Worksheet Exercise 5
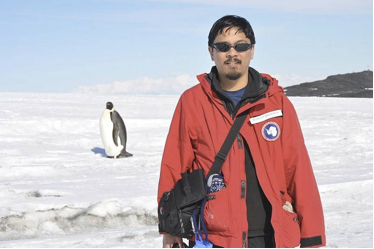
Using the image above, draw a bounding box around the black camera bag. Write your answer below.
[158,168,206,238]
[158,111,249,238]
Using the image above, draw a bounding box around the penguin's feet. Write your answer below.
[123,151,133,157]
[119,151,133,158]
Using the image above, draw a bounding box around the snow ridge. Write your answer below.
[0,199,157,241]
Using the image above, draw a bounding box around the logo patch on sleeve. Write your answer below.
[262,122,280,141]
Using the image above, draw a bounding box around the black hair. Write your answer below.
[208,15,256,47]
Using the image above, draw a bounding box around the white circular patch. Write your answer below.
[262,122,280,141]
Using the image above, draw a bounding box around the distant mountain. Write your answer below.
[74,74,197,95]
[284,70,373,98]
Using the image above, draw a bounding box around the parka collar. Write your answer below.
[197,66,274,118]
[207,66,269,105]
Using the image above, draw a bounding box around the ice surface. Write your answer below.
[0,93,372,247]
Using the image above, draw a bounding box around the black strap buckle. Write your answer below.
[215,152,227,163]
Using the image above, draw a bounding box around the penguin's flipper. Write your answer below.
[111,110,127,147]
[111,112,120,146]
[112,124,120,146]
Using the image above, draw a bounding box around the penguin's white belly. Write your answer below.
[100,111,124,157]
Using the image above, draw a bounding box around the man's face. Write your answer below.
[209,27,254,81]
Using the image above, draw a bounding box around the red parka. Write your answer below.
[158,70,326,248]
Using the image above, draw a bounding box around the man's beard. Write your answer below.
[224,58,242,80]
[225,69,242,80]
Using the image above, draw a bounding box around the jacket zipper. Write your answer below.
[227,97,247,248]
[229,105,244,149]
[241,180,246,198]
[237,134,243,149]
[178,210,185,234]
[242,231,247,248]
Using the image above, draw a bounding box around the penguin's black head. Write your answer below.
[106,102,113,110]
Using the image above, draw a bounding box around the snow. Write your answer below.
[0,92,372,248]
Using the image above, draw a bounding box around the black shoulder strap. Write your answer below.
[207,110,250,178]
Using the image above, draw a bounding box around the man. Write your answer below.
[158,15,326,248]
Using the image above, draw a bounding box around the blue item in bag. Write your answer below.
[191,173,225,248]
[194,232,213,248]
[191,208,212,248]
[207,173,226,193]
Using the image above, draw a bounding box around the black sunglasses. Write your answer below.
[212,42,253,52]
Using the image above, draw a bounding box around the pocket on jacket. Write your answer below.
[203,188,233,234]
[282,208,301,248]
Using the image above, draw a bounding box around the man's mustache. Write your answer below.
[224,58,241,64]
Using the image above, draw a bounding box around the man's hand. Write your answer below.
[163,234,184,248]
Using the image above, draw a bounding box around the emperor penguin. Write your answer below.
[99,102,133,158]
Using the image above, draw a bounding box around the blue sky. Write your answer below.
[1,0,373,93]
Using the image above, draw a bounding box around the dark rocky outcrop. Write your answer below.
[284,70,373,98]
